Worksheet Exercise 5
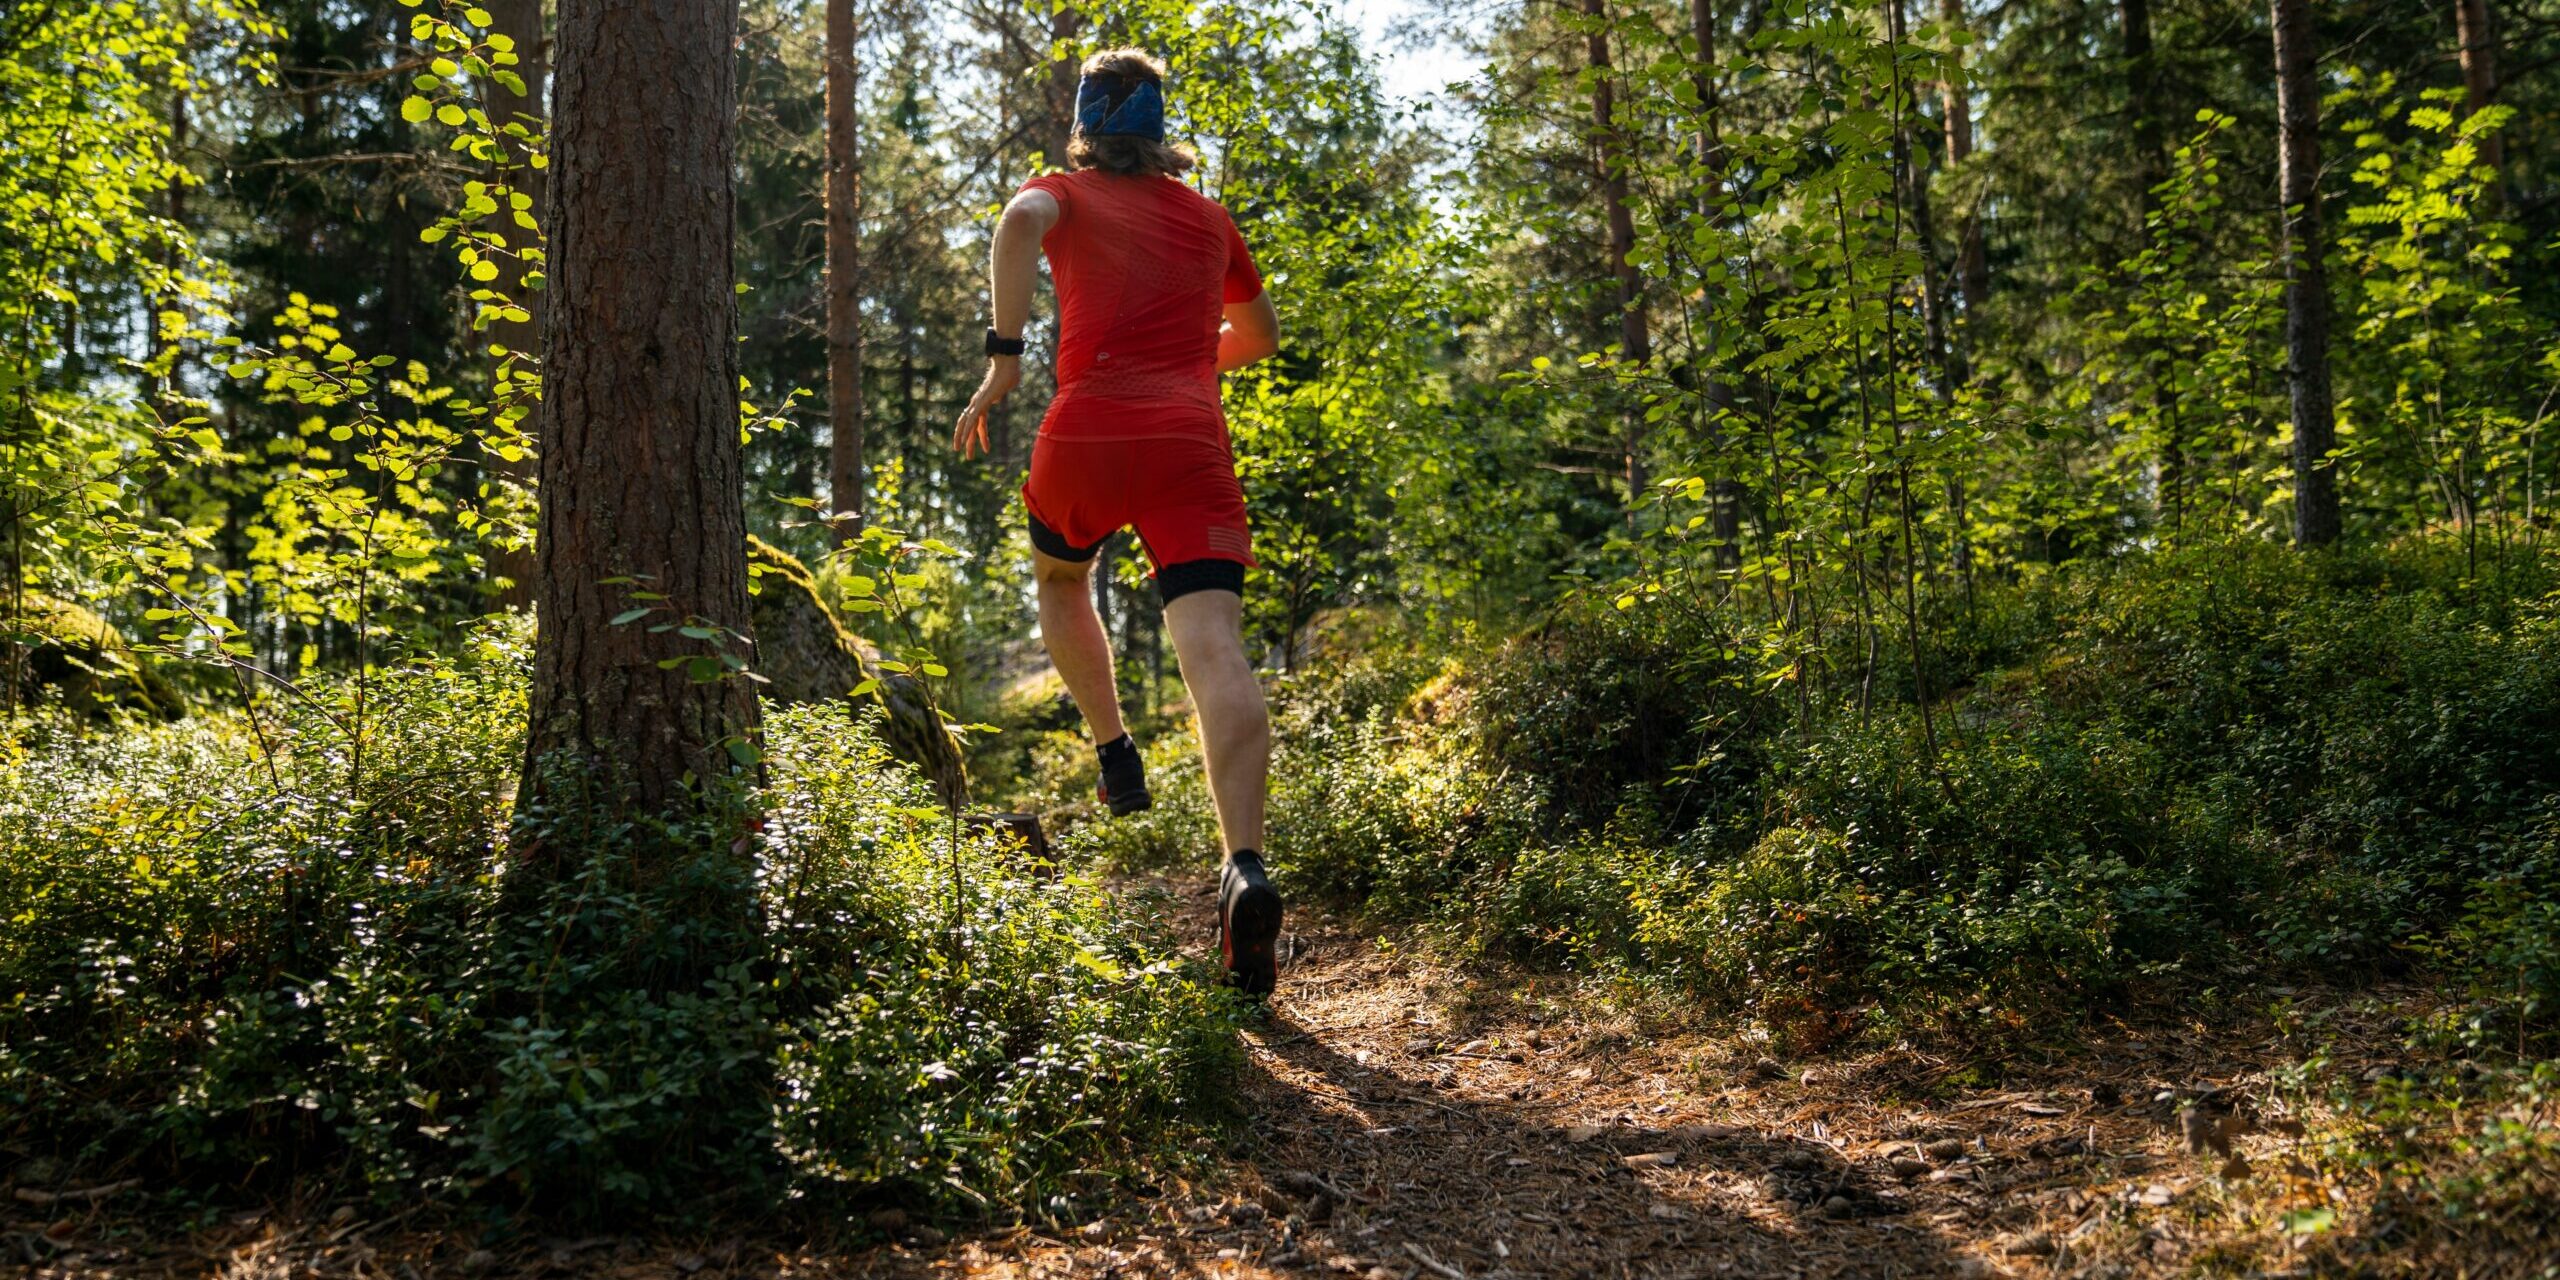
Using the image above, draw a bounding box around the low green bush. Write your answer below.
[2414,815,2560,1058]
[765,712,1240,1218]
[1458,594,1773,832]
[0,627,1239,1220]
[1047,534,2560,1046]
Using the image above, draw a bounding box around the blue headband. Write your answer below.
[1074,76,1165,141]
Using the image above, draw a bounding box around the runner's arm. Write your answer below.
[987,189,1056,342]
[1216,291,1280,374]
[954,189,1061,458]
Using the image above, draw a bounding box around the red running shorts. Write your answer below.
[1023,434,1254,598]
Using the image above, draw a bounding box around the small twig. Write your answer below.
[12,1179,140,1206]
[1378,1090,1474,1118]
[1403,1241,1467,1280]
[1277,1169,1373,1205]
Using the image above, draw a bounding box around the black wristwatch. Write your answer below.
[985,329,1026,357]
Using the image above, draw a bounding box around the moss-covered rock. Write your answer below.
[746,537,968,803]
[3,593,183,719]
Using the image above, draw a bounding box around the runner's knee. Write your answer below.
[1033,550,1095,587]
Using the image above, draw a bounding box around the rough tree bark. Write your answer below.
[482,0,545,607]
[523,0,760,816]
[1585,0,1651,517]
[825,0,865,541]
[2456,0,2502,172]
[2270,0,2340,546]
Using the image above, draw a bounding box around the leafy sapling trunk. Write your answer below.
[2270,0,2341,546]
[1583,0,1651,522]
[825,0,865,542]
[480,0,546,607]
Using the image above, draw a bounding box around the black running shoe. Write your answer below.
[1097,736,1152,815]
[1218,849,1283,998]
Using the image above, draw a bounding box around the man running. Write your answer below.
[950,48,1286,997]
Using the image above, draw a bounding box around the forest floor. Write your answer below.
[18,876,2474,1280]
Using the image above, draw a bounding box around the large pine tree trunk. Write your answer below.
[2456,0,2502,171]
[524,0,759,815]
[2270,0,2340,546]
[482,0,546,607]
[1584,0,1651,516]
[825,0,865,540]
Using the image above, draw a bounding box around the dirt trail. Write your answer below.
[27,880,2375,1280]
[879,877,2329,1280]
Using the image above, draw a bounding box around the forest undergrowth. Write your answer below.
[9,0,2560,1269]
[1045,534,2560,1047]
[0,621,1243,1224]
[995,529,2560,1270]
[3,533,2557,1275]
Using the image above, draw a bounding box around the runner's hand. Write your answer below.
[952,356,1021,459]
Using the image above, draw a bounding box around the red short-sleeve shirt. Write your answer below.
[1020,170,1263,443]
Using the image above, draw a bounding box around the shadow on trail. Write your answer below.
[1228,1002,1980,1280]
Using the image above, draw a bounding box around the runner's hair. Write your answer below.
[1068,48,1198,178]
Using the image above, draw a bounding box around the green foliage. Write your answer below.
[0,0,270,370]
[2263,1052,2560,1272]
[1460,592,1771,829]
[13,0,2560,1230]
[2331,79,2549,547]
[2422,853,2560,1059]
[3,593,184,718]
[1028,727,1223,872]
[2071,109,2283,542]
[0,633,1238,1220]
[215,294,509,637]
[1050,535,2560,1046]
[767,709,1241,1216]
[2,0,271,678]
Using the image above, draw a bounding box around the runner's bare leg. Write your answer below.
[1163,587,1267,854]
[1034,548,1127,745]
